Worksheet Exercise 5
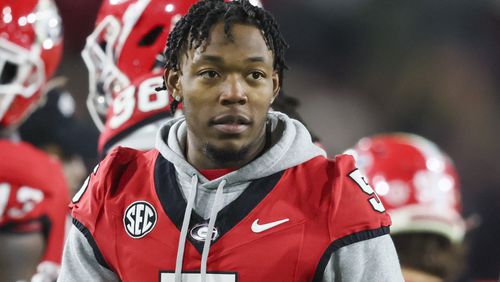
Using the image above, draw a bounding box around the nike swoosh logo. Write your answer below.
[251,218,289,233]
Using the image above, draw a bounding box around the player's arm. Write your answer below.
[58,149,124,281]
[58,225,119,282]
[319,154,403,281]
[32,160,71,282]
[321,235,402,281]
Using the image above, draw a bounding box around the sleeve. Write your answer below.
[57,225,120,282]
[69,148,117,233]
[328,154,392,240]
[40,160,71,265]
[60,148,128,279]
[315,154,403,281]
[322,235,404,281]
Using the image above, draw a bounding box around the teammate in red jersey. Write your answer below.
[82,0,198,156]
[0,0,70,281]
[59,1,403,281]
[346,133,467,282]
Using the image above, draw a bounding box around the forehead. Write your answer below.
[186,22,273,66]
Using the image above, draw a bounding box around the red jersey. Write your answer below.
[70,147,391,281]
[98,71,175,155]
[0,140,70,264]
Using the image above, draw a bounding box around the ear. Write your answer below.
[164,68,182,99]
[270,71,280,104]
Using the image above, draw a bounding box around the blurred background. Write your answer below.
[53,0,499,280]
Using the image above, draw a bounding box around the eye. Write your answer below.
[252,72,264,80]
[249,71,266,80]
[249,71,265,80]
[199,70,219,79]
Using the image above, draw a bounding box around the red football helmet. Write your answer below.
[97,69,182,155]
[346,133,466,242]
[82,0,197,131]
[0,0,63,129]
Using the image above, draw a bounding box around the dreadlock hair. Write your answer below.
[155,0,289,113]
[273,90,321,142]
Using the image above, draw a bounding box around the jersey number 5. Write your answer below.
[348,169,386,213]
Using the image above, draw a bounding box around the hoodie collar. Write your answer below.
[155,111,326,189]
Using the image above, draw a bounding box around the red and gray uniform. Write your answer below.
[0,139,70,266]
[59,112,403,281]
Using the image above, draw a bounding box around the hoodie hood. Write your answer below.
[156,111,326,189]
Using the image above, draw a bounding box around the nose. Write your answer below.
[219,75,247,106]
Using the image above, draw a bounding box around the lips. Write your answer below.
[210,114,251,134]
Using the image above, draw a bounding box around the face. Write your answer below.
[167,22,280,167]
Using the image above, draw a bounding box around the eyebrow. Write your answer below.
[197,55,223,63]
[246,56,267,63]
[195,55,268,64]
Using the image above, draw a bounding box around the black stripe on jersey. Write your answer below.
[312,226,390,282]
[154,154,284,254]
[100,111,173,159]
[72,218,111,270]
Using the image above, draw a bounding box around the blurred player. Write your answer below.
[0,0,70,281]
[82,0,199,157]
[19,78,99,195]
[347,133,466,282]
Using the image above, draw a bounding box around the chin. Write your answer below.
[210,134,251,150]
[202,141,251,166]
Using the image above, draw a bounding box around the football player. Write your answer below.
[0,0,70,281]
[19,78,99,195]
[59,1,403,281]
[82,0,199,157]
[346,133,466,282]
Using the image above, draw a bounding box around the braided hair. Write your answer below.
[156,0,289,113]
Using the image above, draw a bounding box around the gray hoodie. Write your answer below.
[58,112,403,281]
[156,111,326,219]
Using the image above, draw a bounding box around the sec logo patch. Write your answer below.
[123,201,157,238]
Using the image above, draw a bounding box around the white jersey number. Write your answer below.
[348,169,386,213]
[0,183,44,219]
[109,76,169,129]
[160,272,236,282]
[72,164,100,203]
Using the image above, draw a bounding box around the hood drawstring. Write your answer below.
[200,179,226,281]
[175,174,199,282]
[174,175,227,282]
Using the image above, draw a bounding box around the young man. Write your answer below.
[346,133,467,282]
[0,0,70,281]
[59,1,403,281]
